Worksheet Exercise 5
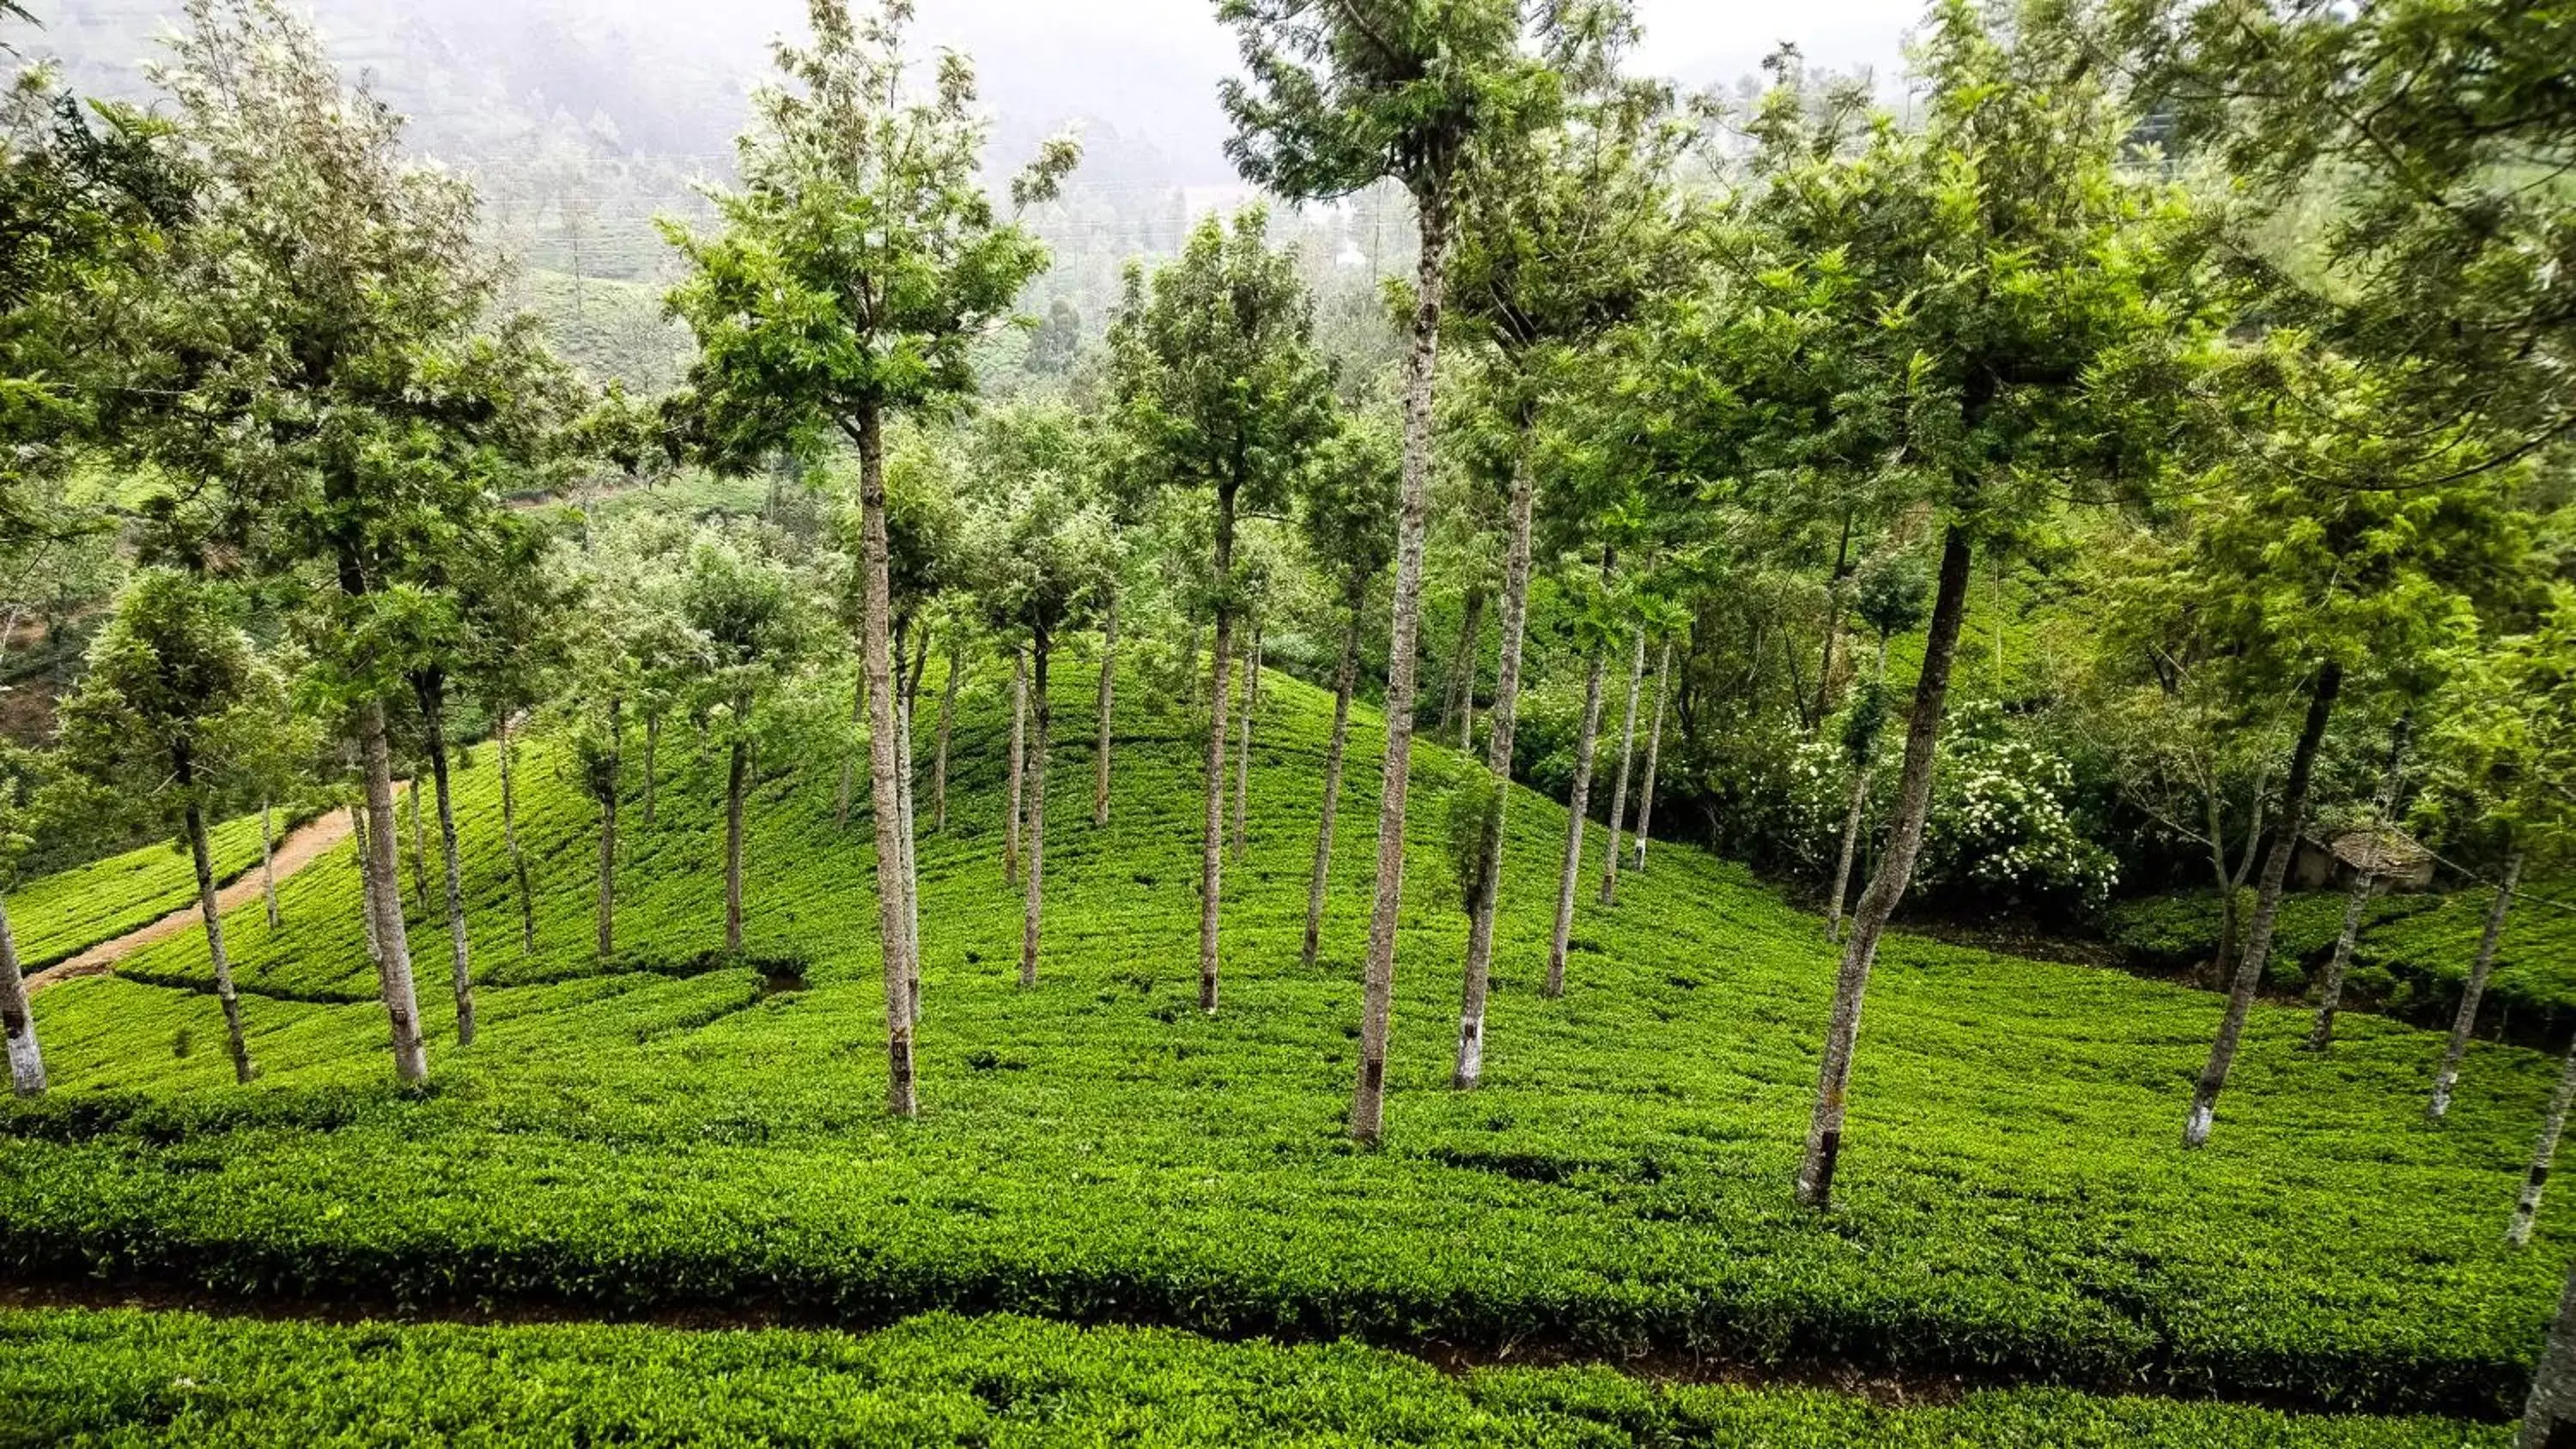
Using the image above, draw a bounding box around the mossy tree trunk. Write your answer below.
[1546,634,1610,998]
[1795,524,1975,1209]
[2512,1043,2576,1247]
[2184,659,2342,1149]
[898,628,923,1024]
[357,700,428,1083]
[1444,585,1485,752]
[405,777,430,919]
[2522,1262,2576,1445]
[2433,852,2526,1120]
[1350,188,1448,1146]
[1199,476,1239,1015]
[852,403,916,1117]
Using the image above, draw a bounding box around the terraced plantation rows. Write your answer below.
[3,658,2559,1440]
[5,812,280,974]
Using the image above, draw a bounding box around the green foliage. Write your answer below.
[0,1307,2506,1447]
[1443,772,1502,916]
[3,662,2569,1416]
[0,808,275,970]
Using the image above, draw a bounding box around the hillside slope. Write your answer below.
[2,652,2567,1418]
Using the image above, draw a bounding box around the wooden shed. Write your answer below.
[2293,826,2436,894]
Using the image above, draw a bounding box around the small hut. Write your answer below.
[2293,826,2436,894]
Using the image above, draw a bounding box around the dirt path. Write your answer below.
[27,808,363,996]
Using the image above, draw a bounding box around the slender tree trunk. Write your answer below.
[1600,627,1647,906]
[1455,415,1540,1088]
[2522,1262,2576,1445]
[405,778,430,919]
[597,700,620,960]
[2433,852,2527,1120]
[1230,619,1262,864]
[934,640,962,834]
[723,705,750,955]
[2209,810,2243,991]
[1304,598,1364,969]
[2311,723,2407,1051]
[1444,586,1485,751]
[898,664,921,1026]
[1826,636,1893,943]
[498,716,533,954]
[1350,185,1449,1144]
[1094,586,1118,827]
[415,679,474,1046]
[2184,660,2343,1148]
[1633,641,1669,871]
[853,404,917,1117]
[1814,512,1853,733]
[357,701,428,1084]
[1006,646,1028,888]
[179,773,253,1085]
[352,803,384,971]
[1200,479,1239,1015]
[641,713,659,827]
[2512,1044,2576,1247]
[1546,646,1608,997]
[1795,524,1975,1208]
[258,798,281,930]
[1021,632,1054,986]
[837,668,865,827]
[0,894,41,1096]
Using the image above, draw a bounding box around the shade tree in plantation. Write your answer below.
[677,519,822,956]
[118,0,579,1085]
[966,474,1115,987]
[1296,408,1400,968]
[1105,208,1334,1016]
[1439,68,1697,1088]
[1659,3,2221,1205]
[1822,548,1929,943]
[663,0,1076,1117]
[56,570,287,1084]
[1219,0,1599,1143]
[454,521,580,956]
[2418,587,2576,1138]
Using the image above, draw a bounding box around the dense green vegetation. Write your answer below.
[0,1307,2508,1447]
[7,664,2567,1416]
[3,812,277,971]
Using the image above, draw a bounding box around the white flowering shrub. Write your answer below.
[1916,702,2118,915]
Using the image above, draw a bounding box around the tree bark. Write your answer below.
[934,639,962,833]
[723,704,750,955]
[1444,586,1485,751]
[258,798,281,930]
[2522,1260,2576,1445]
[351,803,384,970]
[1093,586,1117,827]
[0,894,41,1096]
[1795,524,1975,1208]
[1632,641,1669,870]
[898,670,920,1025]
[2433,852,2526,1119]
[2513,1043,2576,1247]
[498,716,533,954]
[1006,646,1028,888]
[1455,415,1539,1088]
[415,678,474,1047]
[1826,636,1893,943]
[596,700,620,960]
[853,403,917,1116]
[1230,619,1261,864]
[2184,659,2343,1148]
[1349,185,1449,1146]
[1304,598,1364,969]
[1814,512,1853,733]
[357,701,428,1083]
[1546,624,1612,997]
[1199,477,1239,1015]
[1021,630,1053,986]
[641,713,659,827]
[405,778,430,919]
[836,668,865,827]
[178,765,254,1084]
[2310,723,2407,1051]
[1600,627,1647,906]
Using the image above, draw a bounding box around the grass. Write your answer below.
[5,811,283,973]
[0,1307,2505,1447]
[2,652,2567,1420]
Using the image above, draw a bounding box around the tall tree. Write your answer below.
[1297,410,1399,968]
[664,0,1076,1116]
[58,570,286,1084]
[1220,0,1589,1142]
[1824,550,1930,943]
[1106,209,1333,1015]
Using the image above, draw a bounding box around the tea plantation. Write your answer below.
[5,811,280,973]
[3,657,2562,1439]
